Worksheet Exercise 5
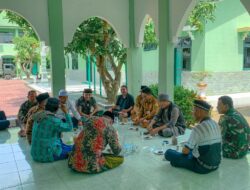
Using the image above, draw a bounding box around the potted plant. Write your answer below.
[191,71,212,99]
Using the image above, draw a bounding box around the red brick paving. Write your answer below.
[0,79,33,117]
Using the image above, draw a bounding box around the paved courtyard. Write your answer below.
[0,80,32,118]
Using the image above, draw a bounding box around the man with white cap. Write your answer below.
[57,89,82,127]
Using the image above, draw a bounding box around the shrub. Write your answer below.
[174,86,197,127]
[149,84,197,127]
[148,84,158,98]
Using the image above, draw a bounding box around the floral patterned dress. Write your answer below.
[68,117,122,173]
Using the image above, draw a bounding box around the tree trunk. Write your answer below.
[96,55,122,103]
[21,63,30,79]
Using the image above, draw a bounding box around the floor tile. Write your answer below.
[19,167,60,185]
[0,162,18,175]
[0,153,15,164]
[22,178,68,190]
[0,146,13,154]
[14,152,31,161]
[0,144,11,148]
[16,160,32,171]
[12,144,29,153]
[4,186,22,190]
[0,172,21,189]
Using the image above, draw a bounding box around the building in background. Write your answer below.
[0,11,21,67]
[180,0,250,95]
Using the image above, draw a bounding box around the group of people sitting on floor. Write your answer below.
[14,85,250,174]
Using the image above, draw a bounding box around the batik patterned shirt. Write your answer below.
[135,95,144,110]
[138,95,158,120]
[219,108,250,159]
[68,117,122,173]
[25,105,44,144]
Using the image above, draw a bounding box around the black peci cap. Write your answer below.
[193,99,211,111]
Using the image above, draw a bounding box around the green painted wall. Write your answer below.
[191,0,250,72]
[191,32,205,71]
[141,48,159,85]
[142,48,158,73]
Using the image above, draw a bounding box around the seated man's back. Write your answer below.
[68,114,123,173]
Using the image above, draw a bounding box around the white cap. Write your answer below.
[58,89,68,97]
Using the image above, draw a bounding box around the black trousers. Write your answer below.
[0,111,10,130]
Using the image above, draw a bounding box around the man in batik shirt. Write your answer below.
[17,90,37,137]
[68,111,123,173]
[26,92,49,144]
[133,87,158,128]
[217,96,250,159]
[131,85,146,122]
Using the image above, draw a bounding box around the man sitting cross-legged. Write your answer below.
[0,110,10,130]
[145,93,186,137]
[26,92,50,144]
[133,87,158,128]
[31,98,73,162]
[57,89,82,128]
[75,88,103,122]
[17,90,37,137]
[165,100,222,174]
[217,96,250,159]
[131,85,147,122]
[109,85,134,119]
[68,111,124,174]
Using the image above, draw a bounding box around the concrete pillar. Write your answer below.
[47,0,66,96]
[158,0,174,100]
[127,0,143,97]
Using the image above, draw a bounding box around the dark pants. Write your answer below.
[0,111,10,130]
[165,149,217,174]
[53,140,73,161]
[71,117,79,128]
[154,122,185,137]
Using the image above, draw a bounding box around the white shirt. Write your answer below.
[56,100,81,120]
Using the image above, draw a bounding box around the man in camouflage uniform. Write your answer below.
[17,90,37,137]
[133,87,158,128]
[26,92,49,144]
[131,86,147,122]
[217,96,250,159]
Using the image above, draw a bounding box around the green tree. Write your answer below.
[188,0,217,32]
[66,17,127,103]
[13,36,40,79]
[143,18,158,49]
[3,10,38,39]
[1,10,41,78]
